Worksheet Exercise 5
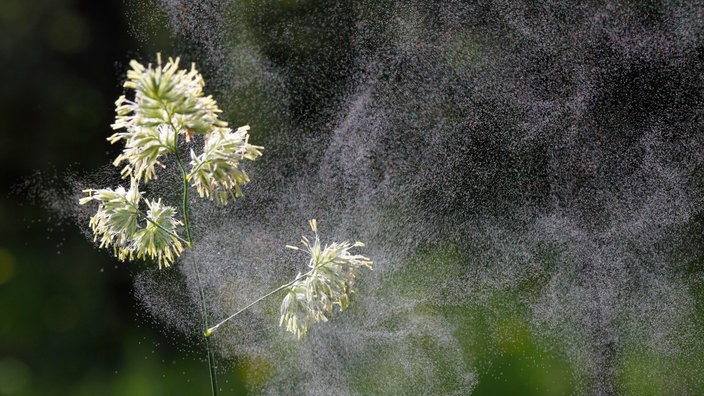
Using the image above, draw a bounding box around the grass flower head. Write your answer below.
[110,54,228,183]
[113,53,226,134]
[79,181,143,262]
[188,125,264,205]
[280,220,373,339]
[80,54,263,271]
[80,181,185,268]
[131,198,185,268]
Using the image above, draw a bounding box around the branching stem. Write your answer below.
[206,272,309,337]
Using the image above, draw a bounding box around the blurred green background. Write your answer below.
[0,1,570,393]
[1,1,702,395]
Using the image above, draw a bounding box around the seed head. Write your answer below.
[80,181,184,268]
[131,198,185,268]
[110,54,228,183]
[280,220,373,339]
[80,180,143,262]
[188,125,264,205]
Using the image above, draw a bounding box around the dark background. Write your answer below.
[0,0,245,394]
[3,1,703,395]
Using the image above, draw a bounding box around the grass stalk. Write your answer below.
[174,147,219,396]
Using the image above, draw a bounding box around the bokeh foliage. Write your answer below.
[2,0,704,395]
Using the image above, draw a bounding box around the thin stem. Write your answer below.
[206,272,309,336]
[192,257,218,396]
[171,132,193,244]
[172,126,218,396]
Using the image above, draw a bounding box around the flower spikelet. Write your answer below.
[113,53,226,134]
[280,219,373,339]
[79,181,143,262]
[188,125,264,205]
[132,198,184,268]
[80,182,185,268]
[110,53,228,182]
[109,124,176,182]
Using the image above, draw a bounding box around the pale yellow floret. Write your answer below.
[188,125,263,205]
[279,220,373,339]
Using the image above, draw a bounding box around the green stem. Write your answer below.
[192,257,219,396]
[172,139,193,244]
[206,272,309,337]
[173,135,218,396]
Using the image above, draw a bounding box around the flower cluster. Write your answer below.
[113,55,226,131]
[79,182,183,268]
[131,198,185,267]
[110,55,223,182]
[189,125,264,205]
[108,123,176,182]
[81,54,263,268]
[280,220,373,339]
